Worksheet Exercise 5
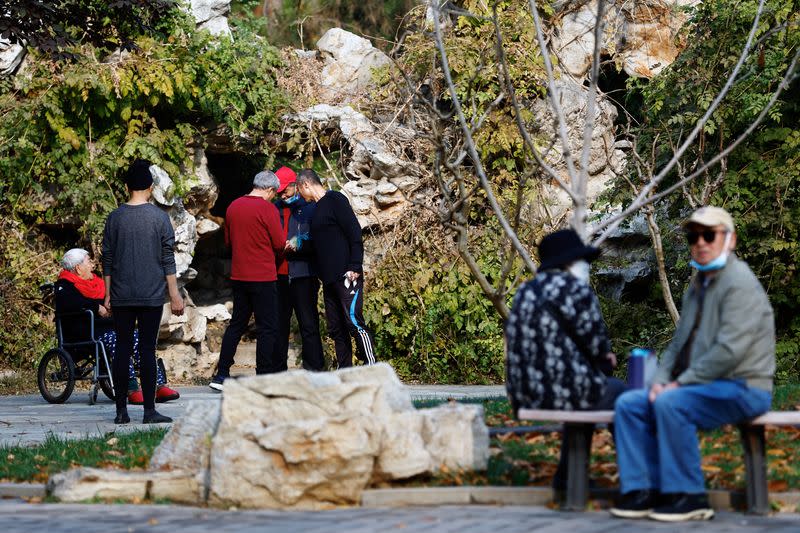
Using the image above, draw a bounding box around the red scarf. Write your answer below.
[58,270,106,299]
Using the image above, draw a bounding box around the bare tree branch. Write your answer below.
[430,1,537,273]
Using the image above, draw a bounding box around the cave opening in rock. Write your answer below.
[186,152,269,306]
[596,55,644,128]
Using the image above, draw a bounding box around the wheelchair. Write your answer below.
[37,283,115,405]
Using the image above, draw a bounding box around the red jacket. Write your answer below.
[224,195,284,282]
[276,206,290,276]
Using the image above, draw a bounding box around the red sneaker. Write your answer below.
[128,389,144,405]
[156,385,180,403]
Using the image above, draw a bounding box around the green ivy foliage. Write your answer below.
[365,221,516,384]
[604,0,800,382]
[0,14,287,238]
[0,9,288,370]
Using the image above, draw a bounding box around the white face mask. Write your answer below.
[566,260,590,283]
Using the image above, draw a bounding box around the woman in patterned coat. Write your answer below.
[505,229,626,491]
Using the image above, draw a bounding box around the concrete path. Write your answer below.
[0,502,797,532]
[0,383,505,447]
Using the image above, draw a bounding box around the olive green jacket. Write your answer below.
[653,255,775,392]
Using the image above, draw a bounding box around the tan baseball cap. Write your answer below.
[682,206,735,232]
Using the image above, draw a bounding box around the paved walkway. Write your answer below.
[0,384,505,447]
[0,502,797,532]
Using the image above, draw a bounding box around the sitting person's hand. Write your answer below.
[98,304,110,318]
[606,352,617,368]
[648,381,679,402]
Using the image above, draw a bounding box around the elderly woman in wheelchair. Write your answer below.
[45,248,180,404]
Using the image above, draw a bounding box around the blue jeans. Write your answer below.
[614,379,771,494]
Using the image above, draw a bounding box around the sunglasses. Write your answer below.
[686,229,724,245]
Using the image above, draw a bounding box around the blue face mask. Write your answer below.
[689,232,732,272]
[283,193,299,205]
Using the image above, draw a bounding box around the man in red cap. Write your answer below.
[273,166,297,371]
[273,166,325,371]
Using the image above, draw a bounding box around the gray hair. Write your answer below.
[62,248,89,271]
[253,170,279,191]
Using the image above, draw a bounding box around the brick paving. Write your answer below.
[0,502,797,532]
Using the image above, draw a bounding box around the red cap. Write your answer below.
[275,166,297,193]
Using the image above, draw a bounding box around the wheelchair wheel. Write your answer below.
[99,377,115,401]
[37,348,75,404]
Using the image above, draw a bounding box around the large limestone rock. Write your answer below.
[0,39,26,77]
[49,364,490,509]
[209,413,382,509]
[205,364,487,509]
[149,163,199,283]
[553,0,699,79]
[191,0,232,37]
[150,400,221,501]
[316,28,392,100]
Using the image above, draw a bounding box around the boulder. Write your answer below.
[208,413,381,509]
[150,165,176,207]
[420,403,490,472]
[190,0,232,37]
[291,104,422,227]
[196,217,221,236]
[48,467,199,504]
[170,205,199,283]
[316,28,392,99]
[375,411,432,480]
[157,343,217,382]
[150,400,220,501]
[0,39,25,77]
[553,0,698,80]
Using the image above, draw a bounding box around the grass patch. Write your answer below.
[0,428,168,483]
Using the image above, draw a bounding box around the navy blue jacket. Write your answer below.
[277,196,317,280]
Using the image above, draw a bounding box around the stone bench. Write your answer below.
[516,408,800,514]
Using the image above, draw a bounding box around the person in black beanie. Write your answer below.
[504,229,624,497]
[102,159,184,424]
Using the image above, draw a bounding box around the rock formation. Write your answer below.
[48,364,491,509]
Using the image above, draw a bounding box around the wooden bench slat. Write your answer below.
[517,409,614,424]
[749,412,800,425]
[517,409,800,426]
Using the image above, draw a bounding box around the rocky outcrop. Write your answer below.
[553,0,700,79]
[316,28,392,100]
[530,78,624,221]
[0,39,26,77]
[292,104,422,228]
[190,0,232,37]
[49,365,490,509]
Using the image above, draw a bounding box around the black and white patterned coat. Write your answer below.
[505,270,610,412]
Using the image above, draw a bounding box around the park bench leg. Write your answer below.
[739,424,769,515]
[563,423,592,511]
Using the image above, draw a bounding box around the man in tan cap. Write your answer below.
[611,206,775,521]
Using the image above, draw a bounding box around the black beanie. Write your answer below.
[124,159,154,191]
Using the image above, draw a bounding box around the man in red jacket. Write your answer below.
[209,170,284,391]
